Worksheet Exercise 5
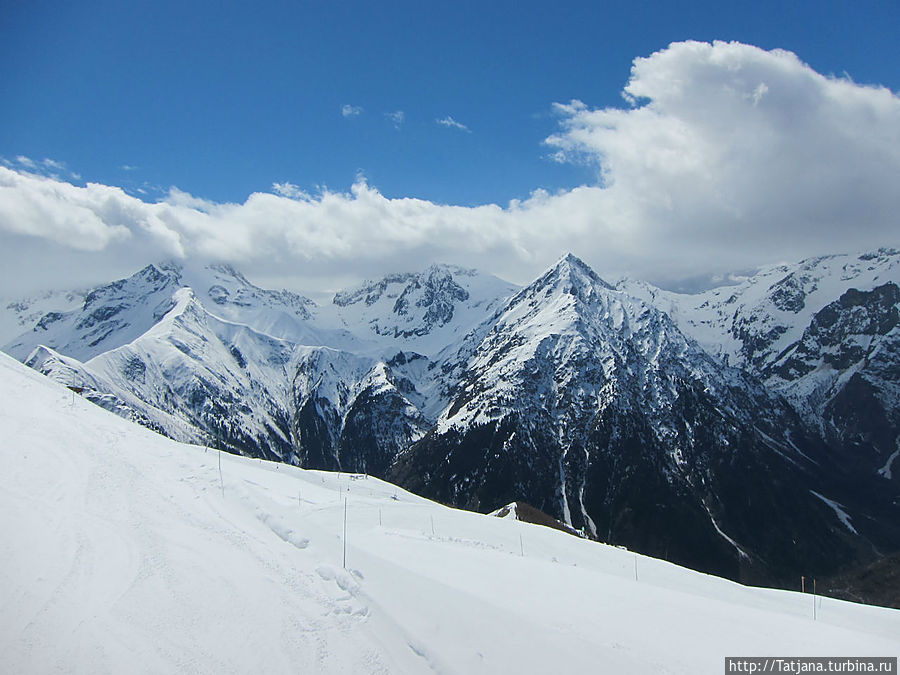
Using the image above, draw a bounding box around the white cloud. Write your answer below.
[386,110,405,129]
[8,155,81,182]
[0,168,134,251]
[436,116,470,132]
[0,166,590,294]
[1,41,898,297]
[544,40,900,279]
[341,104,363,118]
[271,182,311,200]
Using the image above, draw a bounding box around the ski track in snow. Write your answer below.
[2,353,900,673]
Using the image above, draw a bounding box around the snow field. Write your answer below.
[1,352,898,674]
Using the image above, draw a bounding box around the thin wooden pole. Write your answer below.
[342,498,348,569]
[813,578,817,620]
[217,430,224,498]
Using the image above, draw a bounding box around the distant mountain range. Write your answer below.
[4,248,899,588]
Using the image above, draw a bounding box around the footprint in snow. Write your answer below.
[315,566,369,618]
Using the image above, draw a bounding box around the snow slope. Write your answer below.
[2,353,898,674]
[0,287,87,346]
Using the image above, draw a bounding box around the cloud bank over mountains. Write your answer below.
[546,41,900,271]
[2,41,898,295]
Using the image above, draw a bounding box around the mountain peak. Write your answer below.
[548,253,613,290]
[145,261,183,278]
[422,263,477,279]
[333,264,478,309]
[557,251,582,265]
[519,253,613,304]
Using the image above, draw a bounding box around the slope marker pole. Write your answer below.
[813,578,817,621]
[342,497,348,569]
[217,430,224,498]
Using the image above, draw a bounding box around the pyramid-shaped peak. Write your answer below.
[502,253,616,313]
[558,252,583,265]
[546,253,613,290]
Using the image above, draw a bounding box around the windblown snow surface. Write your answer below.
[1,353,897,674]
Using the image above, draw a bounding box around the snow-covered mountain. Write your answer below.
[327,263,516,356]
[4,262,316,363]
[391,254,900,583]
[287,264,517,474]
[4,353,898,673]
[10,269,308,462]
[0,287,87,346]
[4,250,900,591]
[618,248,900,486]
[2,262,514,466]
[288,347,432,474]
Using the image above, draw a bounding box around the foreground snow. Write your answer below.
[1,354,897,674]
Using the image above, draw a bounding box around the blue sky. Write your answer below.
[3,0,898,206]
[1,1,899,295]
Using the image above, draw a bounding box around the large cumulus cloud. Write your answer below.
[546,40,900,277]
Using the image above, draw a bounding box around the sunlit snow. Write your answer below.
[2,353,898,673]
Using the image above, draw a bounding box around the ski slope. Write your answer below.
[1,352,897,674]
